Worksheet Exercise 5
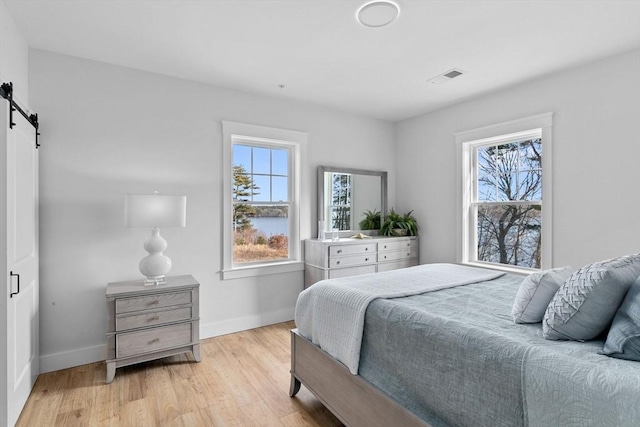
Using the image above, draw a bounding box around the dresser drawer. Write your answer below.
[329,253,376,268]
[378,259,418,272]
[329,243,376,257]
[116,323,193,358]
[378,239,416,253]
[328,265,376,279]
[115,291,192,314]
[116,306,193,332]
[378,250,413,262]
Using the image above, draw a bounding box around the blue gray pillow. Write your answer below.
[543,254,640,341]
[601,276,640,361]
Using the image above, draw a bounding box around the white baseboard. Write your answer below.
[200,308,295,339]
[40,343,106,374]
[38,308,295,373]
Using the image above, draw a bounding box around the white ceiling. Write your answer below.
[4,0,640,122]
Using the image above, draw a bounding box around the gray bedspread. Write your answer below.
[358,274,640,427]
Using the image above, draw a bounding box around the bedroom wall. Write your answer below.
[0,0,29,102]
[29,49,396,372]
[396,49,640,270]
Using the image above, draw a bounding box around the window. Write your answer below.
[222,121,308,279]
[457,113,552,271]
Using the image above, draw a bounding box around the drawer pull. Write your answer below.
[149,316,160,322]
[365,258,369,261]
[365,248,369,251]
[384,255,387,259]
[337,249,342,254]
[407,253,410,256]
[383,245,387,249]
[407,243,410,247]
[149,338,160,344]
[336,261,341,265]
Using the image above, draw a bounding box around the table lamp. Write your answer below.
[124,192,187,285]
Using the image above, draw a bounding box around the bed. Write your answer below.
[289,263,640,427]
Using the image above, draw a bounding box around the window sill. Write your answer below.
[222,261,304,280]
[461,261,535,276]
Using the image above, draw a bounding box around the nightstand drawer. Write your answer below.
[116,323,193,358]
[328,265,376,279]
[116,306,193,331]
[115,291,192,314]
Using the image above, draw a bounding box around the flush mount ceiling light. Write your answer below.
[356,1,400,28]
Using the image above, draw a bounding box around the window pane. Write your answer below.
[272,149,288,176]
[477,147,494,175]
[476,204,541,268]
[233,204,289,264]
[519,139,542,170]
[233,145,252,170]
[496,174,518,201]
[252,175,270,201]
[477,175,495,201]
[331,206,351,231]
[253,147,271,174]
[272,176,288,202]
[233,166,253,202]
[518,170,542,200]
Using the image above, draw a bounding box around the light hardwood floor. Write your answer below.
[16,321,343,427]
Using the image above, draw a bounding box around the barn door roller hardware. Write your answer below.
[0,82,41,149]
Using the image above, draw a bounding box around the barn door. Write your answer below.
[0,99,39,426]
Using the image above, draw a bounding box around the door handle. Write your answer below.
[9,271,20,298]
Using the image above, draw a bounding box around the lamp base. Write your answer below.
[139,227,172,285]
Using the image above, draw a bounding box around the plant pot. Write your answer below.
[392,228,408,236]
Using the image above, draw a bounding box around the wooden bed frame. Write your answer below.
[289,329,431,427]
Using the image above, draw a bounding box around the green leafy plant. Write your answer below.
[381,209,419,236]
[358,209,381,230]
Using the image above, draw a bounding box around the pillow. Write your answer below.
[512,266,572,324]
[543,254,640,341]
[601,276,640,361]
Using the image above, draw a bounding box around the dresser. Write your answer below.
[105,275,200,383]
[304,236,418,288]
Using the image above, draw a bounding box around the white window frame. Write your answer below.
[456,113,553,273]
[222,121,307,280]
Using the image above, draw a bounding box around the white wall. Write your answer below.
[0,0,28,102]
[396,49,640,270]
[29,49,396,372]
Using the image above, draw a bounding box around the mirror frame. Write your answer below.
[317,166,388,233]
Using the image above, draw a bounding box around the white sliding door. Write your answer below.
[0,100,39,427]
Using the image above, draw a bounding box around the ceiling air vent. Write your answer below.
[427,68,466,85]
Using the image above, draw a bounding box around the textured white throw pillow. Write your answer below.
[511,266,572,324]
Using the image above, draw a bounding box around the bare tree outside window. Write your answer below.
[330,173,352,230]
[475,138,542,268]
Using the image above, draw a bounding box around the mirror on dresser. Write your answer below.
[317,166,387,234]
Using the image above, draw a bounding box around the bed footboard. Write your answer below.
[289,329,430,427]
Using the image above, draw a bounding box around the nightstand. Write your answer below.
[105,274,200,383]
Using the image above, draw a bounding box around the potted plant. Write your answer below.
[381,209,419,236]
[358,209,381,231]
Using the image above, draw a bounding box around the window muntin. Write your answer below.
[232,142,291,265]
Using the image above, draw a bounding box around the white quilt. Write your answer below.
[295,263,504,374]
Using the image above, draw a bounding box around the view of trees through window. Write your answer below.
[232,144,289,264]
[330,173,352,230]
[475,138,542,268]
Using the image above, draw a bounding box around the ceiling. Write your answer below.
[4,0,640,122]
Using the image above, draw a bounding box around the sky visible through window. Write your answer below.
[233,144,288,202]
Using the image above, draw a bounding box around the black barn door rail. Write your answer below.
[0,81,40,149]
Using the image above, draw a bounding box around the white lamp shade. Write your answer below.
[124,194,187,227]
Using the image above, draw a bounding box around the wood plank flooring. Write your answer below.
[16,321,343,427]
